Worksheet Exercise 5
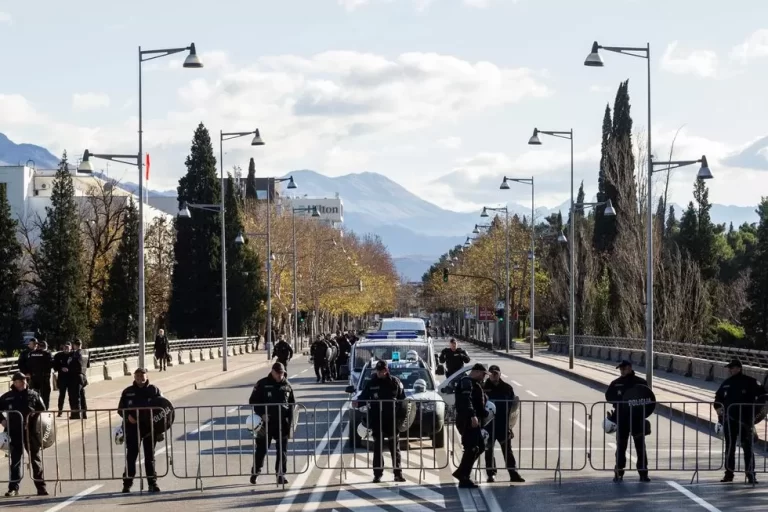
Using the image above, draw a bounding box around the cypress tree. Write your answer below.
[743,198,768,348]
[169,123,222,338]
[678,179,717,279]
[93,200,139,346]
[34,153,86,344]
[246,157,258,200]
[575,181,585,217]
[0,183,22,356]
[593,104,614,252]
[665,205,678,239]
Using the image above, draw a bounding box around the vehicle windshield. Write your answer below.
[360,367,434,391]
[353,344,430,370]
[379,320,426,336]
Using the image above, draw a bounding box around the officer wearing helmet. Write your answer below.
[605,360,651,483]
[483,365,524,483]
[248,362,295,485]
[452,363,490,488]
[355,360,407,483]
[117,368,162,493]
[0,372,48,497]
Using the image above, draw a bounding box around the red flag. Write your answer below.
[145,153,151,181]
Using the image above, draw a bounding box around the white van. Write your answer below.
[379,318,430,341]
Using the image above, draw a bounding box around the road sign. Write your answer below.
[478,307,494,321]
[495,300,505,310]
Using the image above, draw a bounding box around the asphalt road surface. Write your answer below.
[2,339,767,511]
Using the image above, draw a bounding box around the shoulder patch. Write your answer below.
[460,377,473,391]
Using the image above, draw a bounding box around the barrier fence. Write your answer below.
[1,399,766,492]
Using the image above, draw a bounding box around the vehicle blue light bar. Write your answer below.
[365,331,420,340]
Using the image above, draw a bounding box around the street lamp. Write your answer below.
[527,127,574,367]
[480,205,511,353]
[291,205,320,351]
[137,43,203,369]
[584,40,654,385]
[499,176,536,359]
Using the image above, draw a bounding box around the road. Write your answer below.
[3,340,767,511]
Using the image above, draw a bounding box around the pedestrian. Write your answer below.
[272,336,294,372]
[355,360,406,483]
[310,335,330,383]
[0,372,48,497]
[265,336,273,363]
[715,359,767,484]
[16,338,37,380]
[67,339,88,420]
[53,342,72,417]
[154,329,170,372]
[483,365,525,483]
[452,363,490,488]
[118,368,162,493]
[326,334,339,381]
[439,338,471,377]
[605,360,652,483]
[27,340,54,410]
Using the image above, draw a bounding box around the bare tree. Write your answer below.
[145,217,175,336]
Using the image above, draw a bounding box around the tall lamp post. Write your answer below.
[479,206,511,352]
[500,176,536,357]
[558,199,617,368]
[528,127,573,366]
[138,43,202,369]
[291,205,320,352]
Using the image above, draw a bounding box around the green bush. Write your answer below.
[714,321,746,346]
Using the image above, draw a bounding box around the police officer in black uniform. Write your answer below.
[606,360,651,483]
[483,365,525,483]
[0,372,48,497]
[439,338,471,377]
[336,332,352,377]
[117,368,162,493]
[272,336,294,372]
[68,339,88,419]
[310,335,330,383]
[715,359,767,484]
[27,341,54,410]
[249,362,295,485]
[356,360,407,483]
[16,338,37,379]
[53,342,72,417]
[452,363,489,488]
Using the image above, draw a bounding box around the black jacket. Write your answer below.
[439,347,471,376]
[249,374,296,434]
[715,372,767,423]
[117,381,162,430]
[53,351,71,383]
[484,378,515,435]
[67,350,88,378]
[27,349,54,378]
[357,373,406,435]
[16,349,33,375]
[154,335,169,357]
[605,371,652,430]
[456,376,487,432]
[311,340,329,362]
[272,341,294,362]
[0,387,46,441]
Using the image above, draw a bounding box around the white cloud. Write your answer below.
[437,136,462,149]
[463,0,490,7]
[0,94,44,124]
[661,41,718,78]
[338,0,370,11]
[0,12,11,24]
[72,92,111,111]
[589,85,612,94]
[731,29,768,63]
[323,146,372,173]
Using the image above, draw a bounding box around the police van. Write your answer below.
[379,318,431,341]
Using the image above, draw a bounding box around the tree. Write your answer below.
[246,157,257,200]
[169,123,222,338]
[677,178,717,280]
[665,205,678,239]
[593,104,615,252]
[0,183,22,356]
[743,198,768,347]
[93,200,139,346]
[145,217,175,335]
[34,153,86,344]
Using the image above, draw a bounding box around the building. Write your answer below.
[0,164,172,229]
[282,195,344,229]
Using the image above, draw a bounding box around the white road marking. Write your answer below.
[525,390,538,397]
[188,420,213,436]
[44,484,103,512]
[300,369,308,373]
[456,486,479,512]
[547,404,559,412]
[337,489,388,512]
[571,419,586,430]
[608,442,617,449]
[511,380,521,387]
[666,481,723,512]
[479,483,503,512]
[290,375,299,379]
[226,407,240,413]
[351,486,437,512]
[303,441,343,511]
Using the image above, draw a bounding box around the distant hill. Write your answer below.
[0,133,60,168]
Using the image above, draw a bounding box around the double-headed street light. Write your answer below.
[292,206,320,351]
[136,43,203,369]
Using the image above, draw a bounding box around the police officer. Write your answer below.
[248,362,295,485]
[606,360,651,483]
[272,336,294,371]
[118,368,162,493]
[326,334,339,381]
[16,338,37,379]
[310,335,330,383]
[452,363,489,488]
[439,339,471,377]
[355,360,406,483]
[714,359,767,484]
[53,342,72,417]
[336,333,352,377]
[484,365,525,483]
[27,340,54,410]
[67,339,88,419]
[0,372,48,497]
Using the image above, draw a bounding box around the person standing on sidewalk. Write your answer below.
[154,329,170,372]
[67,339,88,419]
[53,342,72,417]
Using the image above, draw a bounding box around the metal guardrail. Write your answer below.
[548,335,768,370]
[0,337,255,377]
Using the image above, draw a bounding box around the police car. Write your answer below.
[345,351,447,449]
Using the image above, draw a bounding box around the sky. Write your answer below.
[1,0,768,215]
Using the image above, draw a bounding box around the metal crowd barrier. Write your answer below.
[723,402,768,476]
[448,400,587,483]
[589,401,724,483]
[170,404,311,490]
[0,410,25,486]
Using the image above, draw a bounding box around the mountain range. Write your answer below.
[0,133,761,280]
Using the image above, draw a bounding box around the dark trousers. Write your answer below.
[277,358,289,373]
[57,378,69,412]
[615,428,648,477]
[8,437,46,492]
[372,432,402,477]
[68,380,85,418]
[157,354,168,371]
[314,361,328,381]
[123,429,157,487]
[454,426,484,480]
[485,435,517,477]
[252,431,289,476]
[30,376,51,410]
[724,419,755,474]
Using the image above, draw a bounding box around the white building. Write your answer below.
[282,195,344,229]
[0,164,172,229]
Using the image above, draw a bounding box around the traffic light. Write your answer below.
[496,308,505,322]
[443,268,449,283]
[299,311,307,323]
